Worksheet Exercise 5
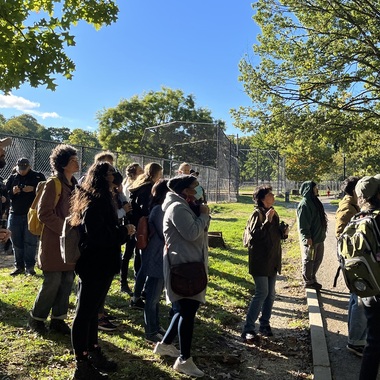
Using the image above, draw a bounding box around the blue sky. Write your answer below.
[0,1,259,136]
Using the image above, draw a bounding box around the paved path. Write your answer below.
[316,197,379,380]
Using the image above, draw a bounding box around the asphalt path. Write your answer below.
[317,196,380,380]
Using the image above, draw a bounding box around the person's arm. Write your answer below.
[297,204,312,245]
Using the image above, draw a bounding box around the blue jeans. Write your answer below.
[302,242,324,285]
[348,293,367,346]
[243,275,276,334]
[144,276,164,338]
[9,213,38,269]
[360,296,380,380]
[30,270,75,321]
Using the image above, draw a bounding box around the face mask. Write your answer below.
[194,185,203,200]
[112,171,123,186]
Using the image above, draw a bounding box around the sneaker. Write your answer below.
[146,333,163,343]
[173,356,204,377]
[25,268,36,276]
[259,325,273,337]
[10,267,24,276]
[130,298,145,310]
[120,283,133,296]
[98,316,117,332]
[347,344,364,357]
[50,319,71,335]
[103,312,119,324]
[88,347,117,372]
[73,359,109,380]
[241,330,257,343]
[28,316,48,335]
[153,342,180,357]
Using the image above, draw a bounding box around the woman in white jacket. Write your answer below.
[153,175,210,378]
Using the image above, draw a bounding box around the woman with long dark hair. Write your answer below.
[70,161,135,380]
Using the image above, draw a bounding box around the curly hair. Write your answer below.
[70,161,115,226]
[253,185,273,207]
[341,176,360,196]
[50,144,77,174]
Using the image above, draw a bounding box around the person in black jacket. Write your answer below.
[69,161,135,380]
[241,185,288,343]
[6,157,45,275]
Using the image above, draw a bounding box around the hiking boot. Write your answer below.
[173,357,204,377]
[28,316,48,335]
[146,333,164,343]
[25,267,36,276]
[88,347,117,372]
[120,283,133,296]
[153,342,180,357]
[98,316,117,332]
[73,359,108,380]
[10,267,24,276]
[241,330,258,344]
[347,344,364,357]
[259,325,273,337]
[130,297,145,310]
[50,319,71,335]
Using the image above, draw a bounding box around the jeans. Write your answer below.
[301,242,324,285]
[72,274,114,355]
[30,270,75,320]
[243,275,276,334]
[9,213,38,269]
[360,296,380,380]
[348,293,367,346]
[162,299,200,360]
[144,276,164,337]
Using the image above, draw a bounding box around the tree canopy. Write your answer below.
[0,0,118,92]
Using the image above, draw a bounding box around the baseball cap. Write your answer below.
[0,137,11,148]
[16,158,30,170]
[355,176,380,199]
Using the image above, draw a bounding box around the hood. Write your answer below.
[162,191,187,213]
[299,181,315,198]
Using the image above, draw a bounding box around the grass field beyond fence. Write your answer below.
[0,195,301,379]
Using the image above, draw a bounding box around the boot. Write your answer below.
[88,347,117,372]
[72,359,108,380]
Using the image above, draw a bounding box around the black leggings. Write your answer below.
[72,274,114,356]
[120,238,141,284]
[162,298,200,360]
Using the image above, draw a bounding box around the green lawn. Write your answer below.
[0,195,301,379]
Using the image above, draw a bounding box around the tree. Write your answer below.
[97,87,221,166]
[68,129,100,148]
[0,1,118,92]
[237,0,380,137]
[47,127,71,142]
[0,114,46,138]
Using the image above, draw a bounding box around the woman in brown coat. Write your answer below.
[28,144,79,335]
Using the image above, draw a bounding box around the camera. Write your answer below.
[279,221,289,239]
[0,219,7,229]
[17,184,26,189]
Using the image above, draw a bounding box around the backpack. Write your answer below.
[60,216,84,265]
[136,216,149,250]
[27,177,61,236]
[337,210,380,297]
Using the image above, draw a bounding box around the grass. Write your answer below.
[0,195,302,380]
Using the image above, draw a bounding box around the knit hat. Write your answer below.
[355,176,380,199]
[168,175,197,194]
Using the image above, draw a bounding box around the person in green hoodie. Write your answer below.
[297,181,327,290]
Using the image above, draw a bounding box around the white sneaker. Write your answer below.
[173,356,204,377]
[153,342,180,357]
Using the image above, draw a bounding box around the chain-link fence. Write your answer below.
[0,127,239,202]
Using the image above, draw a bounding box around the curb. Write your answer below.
[306,288,332,380]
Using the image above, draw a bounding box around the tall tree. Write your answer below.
[68,129,100,148]
[0,1,118,92]
[97,87,221,166]
[0,114,46,138]
[47,127,71,142]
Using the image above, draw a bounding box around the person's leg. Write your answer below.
[23,216,38,271]
[301,245,315,285]
[359,296,380,380]
[144,276,164,338]
[162,301,181,344]
[51,270,75,319]
[8,213,24,270]
[259,275,277,328]
[120,239,134,293]
[348,293,367,347]
[242,276,269,334]
[30,271,63,320]
[312,242,324,282]
[177,299,200,360]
